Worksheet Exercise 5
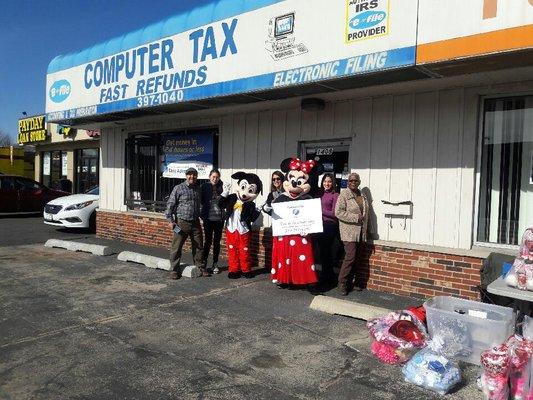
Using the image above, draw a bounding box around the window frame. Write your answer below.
[123,127,219,213]
[473,93,531,250]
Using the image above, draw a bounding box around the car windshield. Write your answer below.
[86,186,99,195]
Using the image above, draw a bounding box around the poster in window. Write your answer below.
[160,132,213,179]
[43,153,51,176]
[62,152,68,176]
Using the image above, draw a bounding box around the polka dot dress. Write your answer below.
[271,234,317,285]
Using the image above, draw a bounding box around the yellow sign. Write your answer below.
[18,115,48,144]
[57,125,75,137]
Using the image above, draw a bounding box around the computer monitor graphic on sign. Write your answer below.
[265,12,307,60]
[275,13,294,37]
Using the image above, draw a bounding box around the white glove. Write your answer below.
[222,183,232,197]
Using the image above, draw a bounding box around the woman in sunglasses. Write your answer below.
[261,170,285,215]
[334,172,370,295]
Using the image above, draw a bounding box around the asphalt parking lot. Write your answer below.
[0,214,95,246]
[0,217,482,400]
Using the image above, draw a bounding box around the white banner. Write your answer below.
[43,153,51,176]
[46,0,418,121]
[162,162,213,180]
[271,198,323,236]
[61,152,68,176]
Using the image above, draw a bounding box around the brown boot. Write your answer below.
[338,283,349,296]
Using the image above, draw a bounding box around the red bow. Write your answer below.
[289,158,316,174]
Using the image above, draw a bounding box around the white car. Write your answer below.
[44,186,99,229]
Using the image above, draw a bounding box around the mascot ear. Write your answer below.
[280,158,293,172]
[231,172,247,180]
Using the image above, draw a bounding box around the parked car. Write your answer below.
[0,175,68,214]
[43,186,99,229]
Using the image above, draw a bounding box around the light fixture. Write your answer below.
[301,98,325,111]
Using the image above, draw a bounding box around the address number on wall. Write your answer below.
[315,148,334,155]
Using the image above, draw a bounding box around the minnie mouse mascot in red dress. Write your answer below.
[271,158,323,288]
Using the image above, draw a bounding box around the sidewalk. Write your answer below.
[67,235,424,312]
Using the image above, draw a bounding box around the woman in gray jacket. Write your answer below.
[334,172,370,295]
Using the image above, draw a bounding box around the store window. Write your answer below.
[125,128,218,212]
[75,148,99,194]
[477,96,533,246]
[41,150,67,190]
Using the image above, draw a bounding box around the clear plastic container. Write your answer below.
[424,296,516,365]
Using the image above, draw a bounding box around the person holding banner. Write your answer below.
[335,172,370,295]
[270,158,323,289]
[200,169,224,274]
[165,167,210,279]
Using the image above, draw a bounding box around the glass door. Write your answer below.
[300,139,351,191]
[75,148,99,193]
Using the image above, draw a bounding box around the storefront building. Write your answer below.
[19,114,100,193]
[45,0,533,299]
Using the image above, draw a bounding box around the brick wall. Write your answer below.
[361,245,482,300]
[97,210,482,300]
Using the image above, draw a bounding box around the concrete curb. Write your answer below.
[116,251,202,278]
[117,251,171,271]
[310,295,391,321]
[44,239,113,256]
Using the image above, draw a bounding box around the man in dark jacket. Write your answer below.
[165,167,209,279]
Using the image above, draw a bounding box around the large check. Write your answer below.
[271,198,323,237]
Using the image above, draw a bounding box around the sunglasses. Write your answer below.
[348,179,360,183]
[272,177,282,181]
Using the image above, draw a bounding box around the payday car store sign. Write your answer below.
[46,0,417,122]
[18,115,48,144]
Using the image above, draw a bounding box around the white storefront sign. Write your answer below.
[417,0,533,63]
[46,0,418,121]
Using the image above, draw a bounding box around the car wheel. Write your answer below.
[89,211,97,232]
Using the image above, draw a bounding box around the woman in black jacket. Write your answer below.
[200,169,224,274]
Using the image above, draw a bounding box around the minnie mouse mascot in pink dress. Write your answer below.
[271,158,323,288]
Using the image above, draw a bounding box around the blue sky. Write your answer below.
[0,0,211,143]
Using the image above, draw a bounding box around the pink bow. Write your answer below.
[288,158,316,174]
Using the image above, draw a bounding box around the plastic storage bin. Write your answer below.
[424,296,516,365]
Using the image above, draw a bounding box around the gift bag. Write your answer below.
[367,309,427,365]
[507,335,533,400]
[480,344,511,400]
[402,338,461,395]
